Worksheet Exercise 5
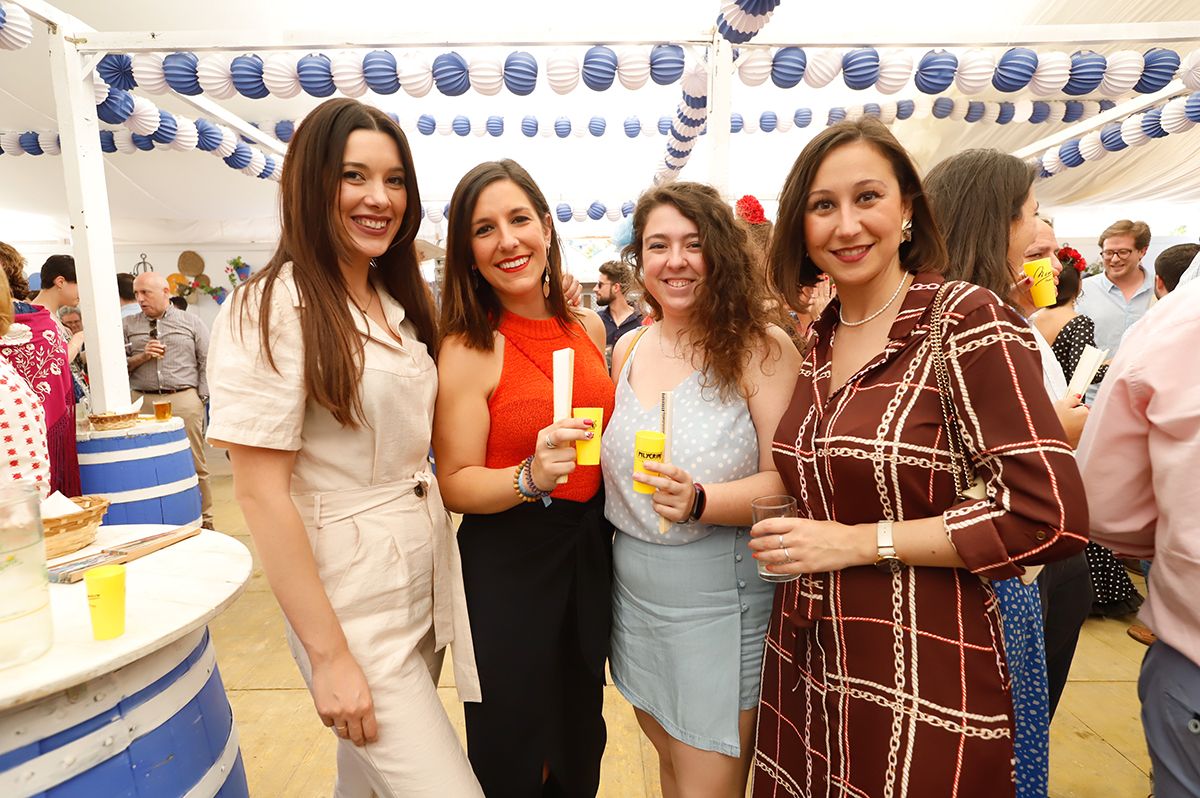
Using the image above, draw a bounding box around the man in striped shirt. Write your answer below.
[124,272,213,528]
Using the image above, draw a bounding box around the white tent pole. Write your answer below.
[707,35,733,199]
[45,21,130,413]
[1011,80,1185,160]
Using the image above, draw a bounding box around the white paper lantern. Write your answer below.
[641,119,656,137]
[741,115,759,134]
[1120,113,1150,147]
[1181,49,1200,91]
[737,49,773,87]
[436,118,452,136]
[0,2,34,50]
[844,105,864,122]
[1041,145,1065,175]
[547,50,580,94]
[803,49,842,88]
[127,95,161,136]
[170,117,199,151]
[37,131,60,156]
[877,102,897,125]
[132,53,168,94]
[1100,50,1144,96]
[472,119,487,137]
[980,101,1001,124]
[617,48,650,90]
[112,128,137,154]
[331,52,367,97]
[909,96,934,120]
[681,62,708,99]
[1079,101,1102,120]
[1079,130,1107,162]
[1044,101,1065,123]
[241,148,267,177]
[263,53,303,98]
[876,49,913,94]
[955,49,996,94]
[0,131,22,156]
[398,54,433,98]
[92,80,111,106]
[1161,96,1196,135]
[1011,98,1034,122]
[469,57,504,96]
[605,206,620,221]
[572,207,587,222]
[426,205,443,223]
[215,125,238,157]
[197,54,237,100]
[1029,51,1070,96]
[776,113,794,132]
[269,165,283,183]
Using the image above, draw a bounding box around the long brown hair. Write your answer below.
[770,118,946,313]
[440,159,574,351]
[924,149,1036,302]
[237,97,433,428]
[622,182,774,401]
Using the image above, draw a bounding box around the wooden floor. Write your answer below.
[205,466,1153,797]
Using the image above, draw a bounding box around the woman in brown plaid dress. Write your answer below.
[747,119,1089,796]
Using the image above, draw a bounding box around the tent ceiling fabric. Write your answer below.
[1,0,1198,246]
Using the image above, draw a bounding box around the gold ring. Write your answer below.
[545,437,556,449]
[783,547,794,563]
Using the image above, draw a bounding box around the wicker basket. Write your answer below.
[88,411,139,431]
[43,495,109,559]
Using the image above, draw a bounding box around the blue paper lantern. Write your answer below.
[992,47,1038,92]
[1063,51,1106,96]
[98,130,116,153]
[18,132,42,155]
[362,50,400,95]
[444,203,450,219]
[650,44,685,85]
[452,115,471,136]
[996,102,1015,125]
[1100,122,1128,151]
[730,112,744,133]
[556,203,572,223]
[793,107,812,127]
[297,53,336,97]
[97,87,135,124]
[419,205,425,220]
[1029,101,1051,124]
[582,46,618,91]
[1062,101,1084,123]
[965,101,984,122]
[521,115,538,137]
[842,48,880,90]
[1186,92,1200,124]
[1099,100,1117,112]
[588,117,606,137]
[152,110,178,144]
[230,54,269,99]
[194,118,223,151]
[828,107,847,124]
[1059,139,1084,167]
[416,114,436,135]
[715,14,757,45]
[223,141,253,169]
[259,155,276,179]
[623,116,641,137]
[931,98,954,118]
[1135,48,1181,93]
[621,200,635,217]
[274,120,294,142]
[554,117,571,138]
[1141,107,1168,138]
[656,116,671,135]
[587,201,606,221]
[486,115,504,137]
[97,53,137,91]
[894,100,914,121]
[863,103,881,118]
[432,52,471,96]
[132,133,155,152]
[504,51,538,95]
[771,47,807,89]
[759,111,777,132]
[162,52,202,95]
[915,49,958,94]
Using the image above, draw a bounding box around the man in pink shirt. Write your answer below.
[1077,279,1200,797]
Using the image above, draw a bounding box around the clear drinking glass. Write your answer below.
[752,495,800,584]
[0,483,53,669]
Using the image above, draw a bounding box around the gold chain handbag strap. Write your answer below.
[927,282,977,499]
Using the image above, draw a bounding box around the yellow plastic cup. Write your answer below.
[572,407,603,466]
[633,430,666,494]
[1023,258,1057,308]
[84,564,126,641]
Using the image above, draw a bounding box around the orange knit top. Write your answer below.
[486,312,614,502]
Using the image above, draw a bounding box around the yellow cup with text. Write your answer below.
[85,564,126,640]
[572,407,603,466]
[633,430,666,495]
[1023,258,1057,308]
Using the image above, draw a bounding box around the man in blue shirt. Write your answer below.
[1076,219,1155,403]
[595,260,643,366]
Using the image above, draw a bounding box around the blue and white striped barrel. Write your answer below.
[0,628,248,797]
[78,419,202,527]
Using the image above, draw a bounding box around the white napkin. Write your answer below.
[41,491,83,519]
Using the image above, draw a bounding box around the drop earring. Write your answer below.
[901,218,913,243]
[542,267,551,299]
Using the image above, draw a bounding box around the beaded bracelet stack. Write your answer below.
[513,455,553,504]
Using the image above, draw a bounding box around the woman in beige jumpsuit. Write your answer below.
[207,98,482,797]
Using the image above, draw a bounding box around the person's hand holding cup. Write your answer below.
[750,495,800,583]
[532,416,595,491]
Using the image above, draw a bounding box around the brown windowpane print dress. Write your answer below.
[753,276,1089,798]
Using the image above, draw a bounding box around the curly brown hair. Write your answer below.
[0,241,29,300]
[622,182,775,401]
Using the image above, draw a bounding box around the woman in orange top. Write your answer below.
[434,159,613,796]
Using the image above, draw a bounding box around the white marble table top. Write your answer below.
[0,525,251,712]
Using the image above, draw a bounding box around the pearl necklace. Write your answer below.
[838,272,910,327]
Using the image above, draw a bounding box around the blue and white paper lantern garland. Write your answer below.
[421,199,632,226]
[655,61,709,184]
[716,0,783,45]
